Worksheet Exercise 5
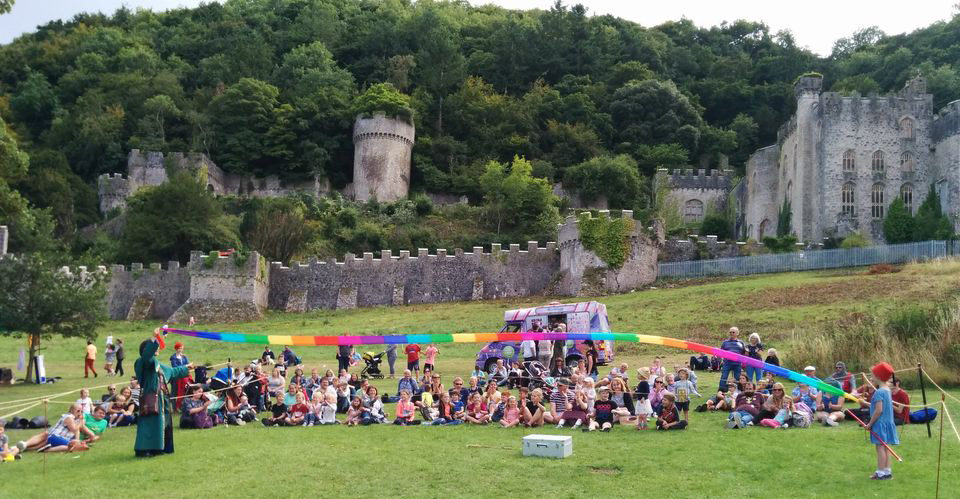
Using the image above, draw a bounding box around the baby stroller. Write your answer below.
[360,351,385,379]
[521,360,549,390]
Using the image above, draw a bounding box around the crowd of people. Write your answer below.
[1,325,909,477]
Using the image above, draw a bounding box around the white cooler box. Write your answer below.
[522,434,572,459]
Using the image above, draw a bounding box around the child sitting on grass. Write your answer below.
[318,393,338,425]
[587,388,617,432]
[465,392,490,424]
[451,390,466,421]
[286,392,310,426]
[345,396,363,426]
[759,383,794,429]
[394,390,420,425]
[0,421,21,460]
[432,392,462,425]
[262,393,289,426]
[500,396,521,428]
[656,392,686,430]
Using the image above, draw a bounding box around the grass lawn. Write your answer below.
[2,264,960,498]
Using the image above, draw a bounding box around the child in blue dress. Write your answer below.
[865,362,898,480]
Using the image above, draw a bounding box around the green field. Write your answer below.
[2,265,959,499]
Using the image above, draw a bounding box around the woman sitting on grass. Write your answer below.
[609,377,635,420]
[523,388,547,427]
[180,385,214,429]
[361,386,387,425]
[267,367,285,402]
[759,383,795,429]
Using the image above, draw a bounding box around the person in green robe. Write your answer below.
[135,329,192,457]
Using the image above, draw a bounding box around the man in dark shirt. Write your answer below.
[718,327,745,392]
[726,381,765,428]
[261,346,276,365]
[262,393,288,426]
[337,344,352,373]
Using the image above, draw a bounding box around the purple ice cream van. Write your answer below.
[474,301,614,373]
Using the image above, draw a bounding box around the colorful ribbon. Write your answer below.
[163,328,858,401]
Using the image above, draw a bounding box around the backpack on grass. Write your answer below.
[910,408,937,424]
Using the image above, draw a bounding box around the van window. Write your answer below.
[500,323,521,333]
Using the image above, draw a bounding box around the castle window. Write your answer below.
[871,183,885,219]
[758,219,771,239]
[900,184,914,214]
[842,183,855,216]
[900,151,915,172]
[900,117,914,139]
[842,150,856,172]
[684,199,704,224]
[872,151,885,174]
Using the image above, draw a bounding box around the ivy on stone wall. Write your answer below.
[578,213,634,269]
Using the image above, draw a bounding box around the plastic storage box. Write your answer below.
[522,434,572,458]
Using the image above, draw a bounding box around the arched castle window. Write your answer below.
[842,150,856,172]
[900,117,914,139]
[786,181,793,204]
[871,183,885,219]
[759,219,771,239]
[842,183,855,216]
[899,151,915,172]
[684,199,704,224]
[901,184,914,214]
[872,151,885,174]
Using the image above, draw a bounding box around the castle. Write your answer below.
[658,74,960,243]
[98,113,415,213]
[0,213,661,322]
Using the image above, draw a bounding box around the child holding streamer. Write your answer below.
[864,363,899,480]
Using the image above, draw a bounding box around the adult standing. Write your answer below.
[718,327,745,392]
[169,342,190,411]
[115,339,125,377]
[405,343,422,376]
[550,323,567,367]
[134,328,191,457]
[385,344,398,379]
[84,340,98,378]
[337,344,351,373]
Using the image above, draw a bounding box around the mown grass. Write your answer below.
[2,263,960,498]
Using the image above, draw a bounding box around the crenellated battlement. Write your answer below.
[655,168,734,191]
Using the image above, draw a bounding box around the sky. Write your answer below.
[0,0,955,55]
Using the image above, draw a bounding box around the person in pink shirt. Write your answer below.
[424,344,439,373]
[393,390,420,425]
[500,396,521,427]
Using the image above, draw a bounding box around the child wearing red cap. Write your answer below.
[865,362,898,480]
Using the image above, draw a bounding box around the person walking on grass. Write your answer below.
[115,339,126,377]
[83,340,98,378]
[718,327,744,392]
[386,344,398,379]
[865,363,899,480]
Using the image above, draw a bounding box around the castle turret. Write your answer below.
[352,113,415,202]
[793,73,824,241]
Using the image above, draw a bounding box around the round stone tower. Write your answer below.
[351,113,416,202]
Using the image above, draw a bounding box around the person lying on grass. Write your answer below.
[19,403,96,453]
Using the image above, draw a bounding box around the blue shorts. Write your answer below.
[47,435,71,447]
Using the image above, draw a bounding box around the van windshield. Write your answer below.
[500,323,521,333]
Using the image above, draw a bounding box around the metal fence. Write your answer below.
[658,240,960,279]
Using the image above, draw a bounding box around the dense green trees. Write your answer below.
[1,0,960,262]
[881,185,955,244]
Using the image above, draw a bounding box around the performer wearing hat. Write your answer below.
[169,341,191,411]
[135,328,192,457]
[864,362,898,480]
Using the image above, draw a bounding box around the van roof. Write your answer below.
[504,301,606,322]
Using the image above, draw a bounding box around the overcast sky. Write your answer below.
[0,0,955,55]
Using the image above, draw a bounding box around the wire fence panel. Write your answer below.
[658,240,957,279]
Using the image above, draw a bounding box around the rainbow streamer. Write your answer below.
[164,328,858,402]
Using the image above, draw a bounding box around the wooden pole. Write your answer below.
[935,395,945,499]
[42,398,47,477]
[918,363,932,438]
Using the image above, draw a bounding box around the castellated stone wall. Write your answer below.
[168,252,269,323]
[654,168,734,226]
[268,243,559,311]
[557,210,661,296]
[107,261,190,320]
[352,114,415,202]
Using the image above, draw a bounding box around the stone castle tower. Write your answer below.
[741,73,959,243]
[654,168,735,226]
[352,113,416,202]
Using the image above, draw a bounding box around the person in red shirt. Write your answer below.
[285,392,310,426]
[405,344,422,375]
[890,378,911,425]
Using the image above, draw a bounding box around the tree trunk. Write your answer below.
[25,333,39,384]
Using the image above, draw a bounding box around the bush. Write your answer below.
[699,215,730,239]
[883,198,914,243]
[840,232,869,249]
[761,235,798,253]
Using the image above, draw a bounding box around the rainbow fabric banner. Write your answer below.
[164,328,857,401]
